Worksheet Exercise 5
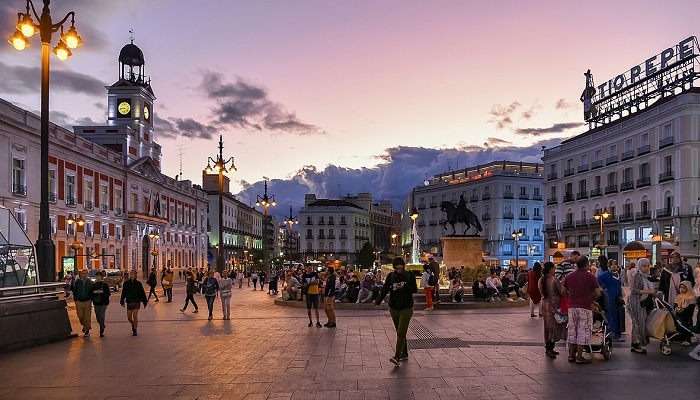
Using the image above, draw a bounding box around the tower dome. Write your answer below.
[119,43,145,66]
[118,39,149,86]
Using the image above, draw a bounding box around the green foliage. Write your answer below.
[460,265,491,283]
[356,242,376,269]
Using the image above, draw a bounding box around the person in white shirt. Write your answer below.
[286,275,301,300]
[486,271,503,301]
[235,271,245,288]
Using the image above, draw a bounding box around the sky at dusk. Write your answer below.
[2,0,699,220]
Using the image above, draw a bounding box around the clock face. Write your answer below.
[118,101,131,115]
[424,179,430,186]
[143,105,150,120]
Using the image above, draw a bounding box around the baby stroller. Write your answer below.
[648,297,697,355]
[583,307,613,360]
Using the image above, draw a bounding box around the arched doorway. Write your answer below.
[141,235,150,276]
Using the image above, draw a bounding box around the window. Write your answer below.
[504,184,512,194]
[101,223,109,239]
[594,149,602,161]
[484,186,490,195]
[50,215,56,233]
[664,155,672,172]
[663,123,672,139]
[623,167,633,182]
[66,175,76,204]
[12,158,26,195]
[625,139,633,152]
[641,132,649,146]
[594,176,601,189]
[114,187,122,211]
[328,217,334,225]
[131,193,138,212]
[580,154,588,165]
[520,206,527,216]
[100,184,108,207]
[307,217,313,224]
[565,183,573,199]
[607,172,617,186]
[83,179,93,208]
[550,186,557,197]
[519,186,527,196]
[14,209,27,230]
[566,159,573,169]
[116,225,123,240]
[306,229,312,238]
[67,221,75,236]
[609,144,617,156]
[533,187,540,196]
[48,168,57,199]
[533,207,541,217]
[640,163,650,178]
[578,179,587,193]
[85,221,94,237]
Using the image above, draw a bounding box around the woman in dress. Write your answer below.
[627,258,657,354]
[597,258,623,341]
[119,269,148,336]
[527,262,543,317]
[538,261,566,359]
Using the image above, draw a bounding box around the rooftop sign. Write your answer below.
[581,36,700,127]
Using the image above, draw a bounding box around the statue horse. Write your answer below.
[440,201,483,236]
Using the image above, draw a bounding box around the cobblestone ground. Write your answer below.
[1,281,697,400]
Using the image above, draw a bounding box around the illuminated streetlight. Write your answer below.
[511,229,523,270]
[256,180,276,272]
[594,207,610,253]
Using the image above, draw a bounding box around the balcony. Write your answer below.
[339,220,347,225]
[339,234,347,239]
[636,177,651,187]
[563,193,574,203]
[544,223,557,231]
[429,220,438,226]
[618,213,634,222]
[620,181,634,191]
[327,221,335,225]
[659,171,674,182]
[318,234,326,239]
[482,194,491,200]
[101,232,108,239]
[547,196,558,205]
[605,184,618,194]
[318,221,325,225]
[533,214,543,220]
[503,212,514,219]
[178,223,183,228]
[170,220,175,226]
[562,221,575,229]
[607,238,620,246]
[659,136,674,148]
[576,191,588,200]
[519,193,529,200]
[591,160,604,169]
[306,234,314,239]
[547,172,558,180]
[12,184,27,196]
[429,202,438,208]
[578,164,589,173]
[115,207,123,216]
[590,188,602,197]
[66,196,76,207]
[637,145,650,155]
[655,208,672,218]
[84,201,94,210]
[519,214,529,220]
[564,168,575,177]
[503,192,514,199]
[49,192,57,203]
[327,235,335,239]
[532,194,543,201]
[533,235,544,241]
[606,155,618,165]
[100,204,109,214]
[469,196,479,202]
[417,204,426,210]
[621,150,634,161]
[576,219,589,228]
[519,235,530,242]
[481,213,491,220]
[635,211,651,220]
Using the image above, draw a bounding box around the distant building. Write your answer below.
[402,161,544,269]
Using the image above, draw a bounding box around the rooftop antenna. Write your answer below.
[177,144,185,179]
[338,184,341,199]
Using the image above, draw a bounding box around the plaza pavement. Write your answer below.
[1,280,697,400]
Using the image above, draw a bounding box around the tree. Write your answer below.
[356,242,376,269]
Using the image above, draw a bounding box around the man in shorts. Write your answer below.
[562,256,602,364]
[302,265,321,328]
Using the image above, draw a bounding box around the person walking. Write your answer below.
[146,268,159,302]
[420,264,435,311]
[162,268,174,303]
[180,271,199,313]
[236,270,244,288]
[251,271,259,290]
[562,256,602,364]
[428,256,441,304]
[72,269,94,337]
[375,257,418,367]
[90,271,111,337]
[259,271,267,291]
[538,262,566,359]
[323,267,337,327]
[120,270,148,336]
[202,270,220,321]
[627,258,657,354]
[219,270,233,320]
[528,262,543,317]
[597,257,624,341]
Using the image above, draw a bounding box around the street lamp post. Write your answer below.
[256,180,276,273]
[67,213,84,269]
[283,205,298,259]
[410,207,419,264]
[148,230,160,270]
[9,0,84,283]
[391,233,398,255]
[204,135,236,273]
[594,207,610,254]
[511,229,523,270]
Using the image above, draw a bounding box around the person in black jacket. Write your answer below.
[180,271,199,313]
[146,268,159,302]
[120,270,148,336]
[90,271,111,337]
[375,257,418,367]
[323,267,337,328]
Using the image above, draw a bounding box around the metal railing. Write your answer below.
[11,184,27,195]
[0,282,66,300]
[84,201,94,210]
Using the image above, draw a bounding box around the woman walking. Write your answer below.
[180,271,199,313]
[119,270,148,336]
[146,268,159,302]
[90,271,111,337]
[202,270,220,321]
[219,270,233,320]
[162,268,174,303]
[375,257,418,367]
[598,258,623,341]
[627,258,657,354]
[420,264,435,311]
[538,262,566,358]
[528,262,543,317]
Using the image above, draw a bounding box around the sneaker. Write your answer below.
[389,357,400,367]
[507,298,514,302]
[193,309,198,314]
[326,323,337,328]
[452,300,457,303]
[517,297,525,301]
[316,322,322,328]
[99,329,104,337]
[398,353,408,360]
[83,330,90,337]
[208,315,212,321]
[424,307,432,311]
[308,321,313,327]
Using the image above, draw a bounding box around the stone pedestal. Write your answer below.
[441,236,484,268]
[0,297,74,353]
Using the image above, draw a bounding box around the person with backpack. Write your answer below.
[375,257,418,367]
[421,264,436,311]
[90,271,111,337]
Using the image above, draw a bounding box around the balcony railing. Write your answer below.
[590,188,602,197]
[659,136,674,148]
[579,240,590,247]
[576,191,588,200]
[519,214,529,220]
[519,193,529,200]
[563,193,574,203]
[562,221,575,229]
[532,194,543,200]
[606,155,619,165]
[49,192,57,203]
[635,211,651,220]
[84,201,94,210]
[429,220,438,225]
[482,194,491,200]
[318,221,325,225]
[655,208,672,218]
[533,235,544,241]
[481,213,491,220]
[327,221,335,225]
[621,150,634,161]
[417,221,426,227]
[607,238,620,246]
[100,204,109,214]
[503,192,514,199]
[605,184,618,194]
[618,213,634,222]
[636,177,651,187]
[547,172,558,180]
[339,235,347,239]
[577,164,589,173]
[503,212,514,219]
[591,160,604,169]
[339,220,347,225]
[101,232,109,239]
[659,171,674,182]
[12,184,27,196]
[429,202,438,208]
[544,223,557,231]
[417,204,426,210]
[469,196,479,202]
[318,234,326,239]
[533,214,543,220]
[620,181,634,191]
[637,145,650,155]
[564,168,575,177]
[66,196,76,206]
[547,197,558,205]
[576,219,589,227]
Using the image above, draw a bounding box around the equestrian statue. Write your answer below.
[440,195,483,236]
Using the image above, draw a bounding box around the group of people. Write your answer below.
[536,250,700,362]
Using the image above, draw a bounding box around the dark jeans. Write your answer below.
[433,283,440,302]
[504,284,521,298]
[389,307,413,358]
[183,293,198,310]
[545,340,556,352]
[252,279,258,289]
[205,295,216,316]
[260,279,265,290]
[147,286,158,300]
[165,288,172,302]
[94,304,107,332]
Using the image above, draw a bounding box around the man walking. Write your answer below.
[323,267,337,327]
[555,251,579,281]
[428,256,441,305]
[72,269,93,337]
[146,268,159,302]
[562,256,602,364]
[90,271,111,337]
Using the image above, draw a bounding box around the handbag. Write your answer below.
[163,279,171,286]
